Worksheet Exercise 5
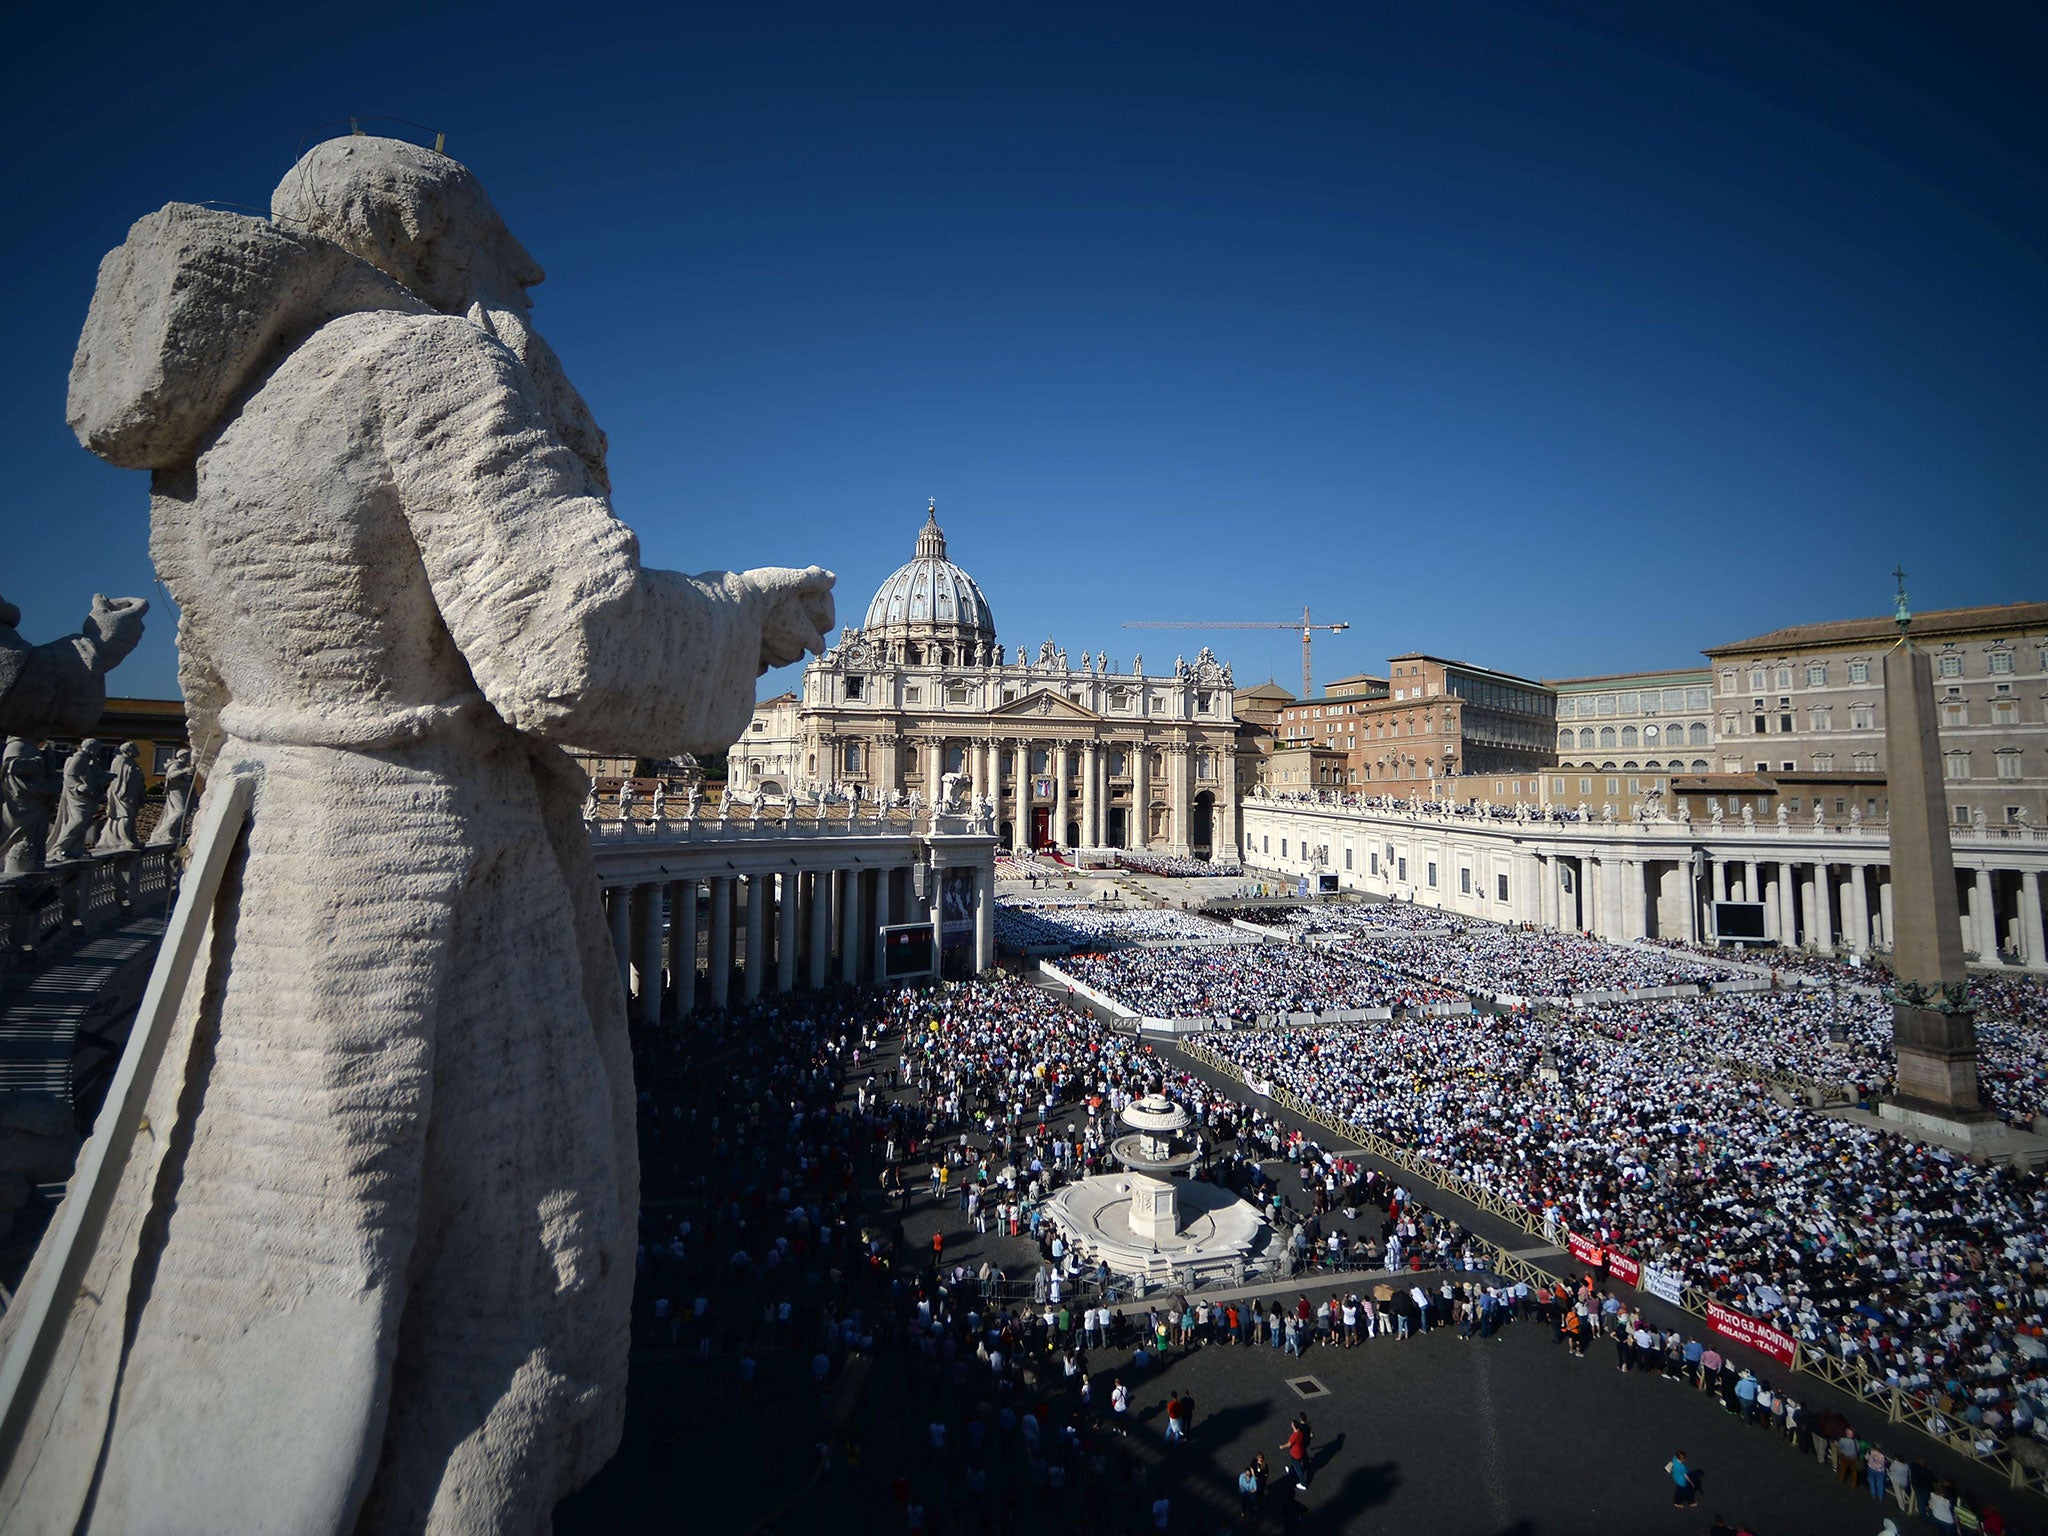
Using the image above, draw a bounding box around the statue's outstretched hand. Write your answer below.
[84,594,149,669]
[743,566,836,671]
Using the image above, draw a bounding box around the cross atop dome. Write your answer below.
[915,499,947,561]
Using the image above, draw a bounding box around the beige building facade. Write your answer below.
[1705,602,2048,831]
[758,505,1246,858]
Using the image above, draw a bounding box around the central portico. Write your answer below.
[734,503,1247,857]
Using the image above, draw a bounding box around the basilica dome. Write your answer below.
[862,503,997,643]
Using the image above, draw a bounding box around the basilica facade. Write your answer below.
[732,505,1244,858]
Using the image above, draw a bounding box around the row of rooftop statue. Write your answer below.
[0,133,837,1535]
[0,591,197,872]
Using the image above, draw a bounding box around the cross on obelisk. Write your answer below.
[1880,567,1990,1130]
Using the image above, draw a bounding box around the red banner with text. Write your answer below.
[1704,1301,1798,1366]
[1566,1233,1640,1286]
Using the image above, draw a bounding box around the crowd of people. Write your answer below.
[1197,1012,2048,1458]
[1056,943,1465,1020]
[1337,920,1740,1000]
[992,902,1250,953]
[1113,851,1243,878]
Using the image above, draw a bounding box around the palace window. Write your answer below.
[1992,700,2017,726]
[1938,653,1964,678]
[843,742,863,772]
[946,683,969,706]
[1599,726,1617,749]
[1944,751,1970,780]
[1989,649,2014,674]
[1496,872,1509,903]
[1852,752,1877,772]
[1776,667,1793,689]
[1689,722,1708,746]
[1941,702,1966,727]
[1459,867,1472,895]
[1426,861,1438,888]
[1996,750,2023,779]
[1813,753,1834,772]
[843,675,864,700]
[1806,664,1827,686]
[1620,726,1637,747]
[1850,704,1874,730]
[1720,669,1737,695]
[1848,660,1869,683]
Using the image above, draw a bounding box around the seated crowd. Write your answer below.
[1113,851,1243,878]
[1345,921,1740,999]
[1056,943,1464,1020]
[1199,1014,2048,1453]
[992,902,1247,952]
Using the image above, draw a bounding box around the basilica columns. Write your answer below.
[1080,742,1100,849]
[632,884,663,1024]
[1132,746,1150,851]
[1014,746,1034,852]
[1053,742,1071,849]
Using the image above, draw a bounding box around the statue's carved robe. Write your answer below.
[2,206,772,1534]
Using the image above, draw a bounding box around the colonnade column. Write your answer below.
[1845,865,1871,955]
[1972,868,2000,963]
[1743,859,1761,906]
[1878,878,1895,952]
[806,871,830,990]
[606,887,631,997]
[839,868,862,984]
[708,875,733,1007]
[1812,861,1835,955]
[1015,746,1033,852]
[675,884,708,1015]
[1053,743,1071,850]
[1711,858,1728,904]
[1776,861,1797,947]
[1080,742,1099,849]
[1620,860,1645,941]
[632,884,663,1024]
[777,872,799,992]
[744,874,768,1000]
[2019,871,2045,971]
[872,864,894,978]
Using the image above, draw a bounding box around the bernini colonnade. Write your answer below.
[1243,796,2048,968]
[588,805,997,1019]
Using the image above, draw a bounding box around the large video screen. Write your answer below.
[1712,901,1769,942]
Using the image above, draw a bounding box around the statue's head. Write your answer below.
[271,136,541,315]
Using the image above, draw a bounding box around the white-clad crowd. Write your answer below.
[1200,1014,2048,1452]
[1342,922,1739,999]
[1056,944,1462,1020]
[993,903,1250,952]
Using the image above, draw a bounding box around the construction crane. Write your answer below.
[1123,607,1351,702]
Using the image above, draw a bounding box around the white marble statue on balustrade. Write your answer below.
[616,777,637,823]
[650,782,666,821]
[1676,800,1692,828]
[1972,807,1988,834]
[1777,803,1790,830]
[581,785,599,824]
[145,748,197,851]
[2,739,60,874]
[1813,801,1826,829]
[0,593,148,740]
[46,738,110,863]
[1849,804,1862,830]
[1711,802,1724,829]
[4,136,835,1536]
[94,740,145,851]
[1601,802,1617,823]
[1742,804,1756,829]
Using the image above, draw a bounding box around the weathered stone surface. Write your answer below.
[1,136,833,1535]
[0,594,146,741]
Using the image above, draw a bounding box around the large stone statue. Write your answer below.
[0,593,146,739]
[147,746,196,847]
[3,137,834,1536]
[94,740,145,851]
[45,738,109,862]
[1,739,60,874]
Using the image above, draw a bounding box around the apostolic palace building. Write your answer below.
[732,504,1246,859]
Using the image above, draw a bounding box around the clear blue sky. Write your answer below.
[6,1,2045,703]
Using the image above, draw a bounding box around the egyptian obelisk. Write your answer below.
[1878,570,1991,1133]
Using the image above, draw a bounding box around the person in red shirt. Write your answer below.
[1282,1416,1311,1488]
